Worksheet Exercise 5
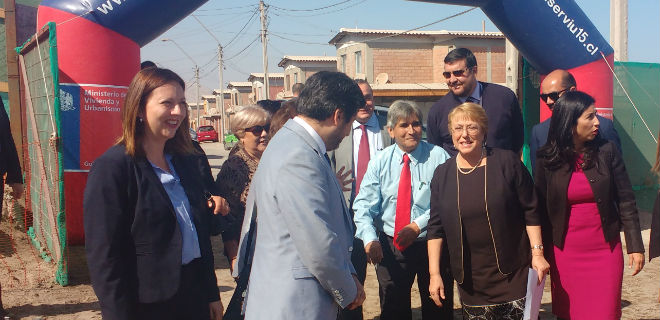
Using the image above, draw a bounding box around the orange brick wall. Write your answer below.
[372,48,434,83]
[464,46,506,83]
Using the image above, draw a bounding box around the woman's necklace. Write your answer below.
[456,150,484,175]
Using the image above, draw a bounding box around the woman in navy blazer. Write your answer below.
[84,68,223,320]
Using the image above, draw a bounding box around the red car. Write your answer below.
[197,125,219,142]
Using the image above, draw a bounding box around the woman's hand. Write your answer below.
[209,300,224,320]
[428,273,445,307]
[531,254,550,284]
[628,252,645,276]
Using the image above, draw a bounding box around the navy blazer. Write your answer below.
[84,144,220,320]
[427,82,524,156]
[530,115,621,172]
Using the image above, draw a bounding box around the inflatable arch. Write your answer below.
[37,0,208,243]
[419,0,614,121]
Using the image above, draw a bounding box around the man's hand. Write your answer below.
[628,252,645,276]
[346,274,365,310]
[8,183,23,199]
[395,222,421,250]
[209,299,224,320]
[209,195,230,216]
[335,166,353,192]
[428,273,445,307]
[364,241,383,264]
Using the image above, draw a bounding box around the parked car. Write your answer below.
[197,125,219,142]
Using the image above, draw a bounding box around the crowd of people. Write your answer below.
[2,47,658,320]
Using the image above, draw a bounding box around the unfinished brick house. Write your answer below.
[277,56,338,99]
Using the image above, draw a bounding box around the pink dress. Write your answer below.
[551,165,623,319]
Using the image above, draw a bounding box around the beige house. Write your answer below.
[247,73,285,101]
[277,56,338,98]
[328,28,506,117]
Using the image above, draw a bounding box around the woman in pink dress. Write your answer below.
[534,91,645,319]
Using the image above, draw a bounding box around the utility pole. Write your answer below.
[610,0,628,61]
[260,0,270,99]
[192,15,226,135]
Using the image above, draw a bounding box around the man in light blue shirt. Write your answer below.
[353,100,450,320]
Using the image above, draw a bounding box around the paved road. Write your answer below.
[199,141,231,177]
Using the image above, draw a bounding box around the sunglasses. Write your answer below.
[540,88,569,102]
[244,125,270,135]
[442,67,472,79]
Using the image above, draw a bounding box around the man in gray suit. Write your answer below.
[236,71,367,319]
[330,79,391,320]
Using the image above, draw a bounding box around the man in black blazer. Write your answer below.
[530,69,622,171]
[0,100,23,318]
[427,48,524,156]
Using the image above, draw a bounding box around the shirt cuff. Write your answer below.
[413,215,429,232]
[358,226,379,246]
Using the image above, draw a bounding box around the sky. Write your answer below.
[140,0,660,102]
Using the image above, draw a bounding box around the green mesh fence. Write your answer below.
[612,62,660,211]
[16,22,67,285]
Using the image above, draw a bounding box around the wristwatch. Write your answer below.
[531,244,544,250]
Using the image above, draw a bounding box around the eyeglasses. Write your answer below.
[451,125,479,135]
[244,125,270,135]
[540,88,569,102]
[442,67,472,79]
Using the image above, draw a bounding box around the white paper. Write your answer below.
[523,268,546,320]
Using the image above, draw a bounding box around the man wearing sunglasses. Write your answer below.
[427,47,524,157]
[529,69,621,171]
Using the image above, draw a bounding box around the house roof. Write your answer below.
[329,28,504,44]
[247,72,285,81]
[227,81,252,88]
[277,55,338,67]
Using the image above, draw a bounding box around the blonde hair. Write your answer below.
[117,67,194,157]
[231,105,271,139]
[447,102,488,136]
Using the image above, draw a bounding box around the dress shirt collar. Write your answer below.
[458,82,482,104]
[293,116,326,154]
[352,113,379,130]
[393,142,423,165]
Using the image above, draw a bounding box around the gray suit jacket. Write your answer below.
[329,115,392,208]
[236,119,358,320]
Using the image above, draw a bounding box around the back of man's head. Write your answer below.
[297,71,365,122]
[292,83,304,97]
[444,48,477,68]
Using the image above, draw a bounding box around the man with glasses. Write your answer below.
[427,48,524,156]
[529,69,621,171]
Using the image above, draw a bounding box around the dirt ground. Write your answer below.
[1,202,659,319]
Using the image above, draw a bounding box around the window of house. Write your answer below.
[355,51,362,74]
[341,54,346,73]
[285,75,290,91]
[294,72,299,84]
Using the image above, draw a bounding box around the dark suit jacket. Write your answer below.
[427,82,524,156]
[534,140,644,254]
[0,101,22,184]
[84,144,220,320]
[649,191,660,261]
[428,148,539,283]
[530,115,621,171]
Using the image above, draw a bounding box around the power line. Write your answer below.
[269,0,352,12]
[224,35,261,61]
[195,3,259,11]
[269,32,331,45]
[225,8,260,48]
[269,0,367,18]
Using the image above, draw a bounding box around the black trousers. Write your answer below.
[136,258,211,320]
[375,233,452,320]
[337,237,368,320]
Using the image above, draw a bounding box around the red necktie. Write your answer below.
[355,124,370,195]
[394,153,412,251]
